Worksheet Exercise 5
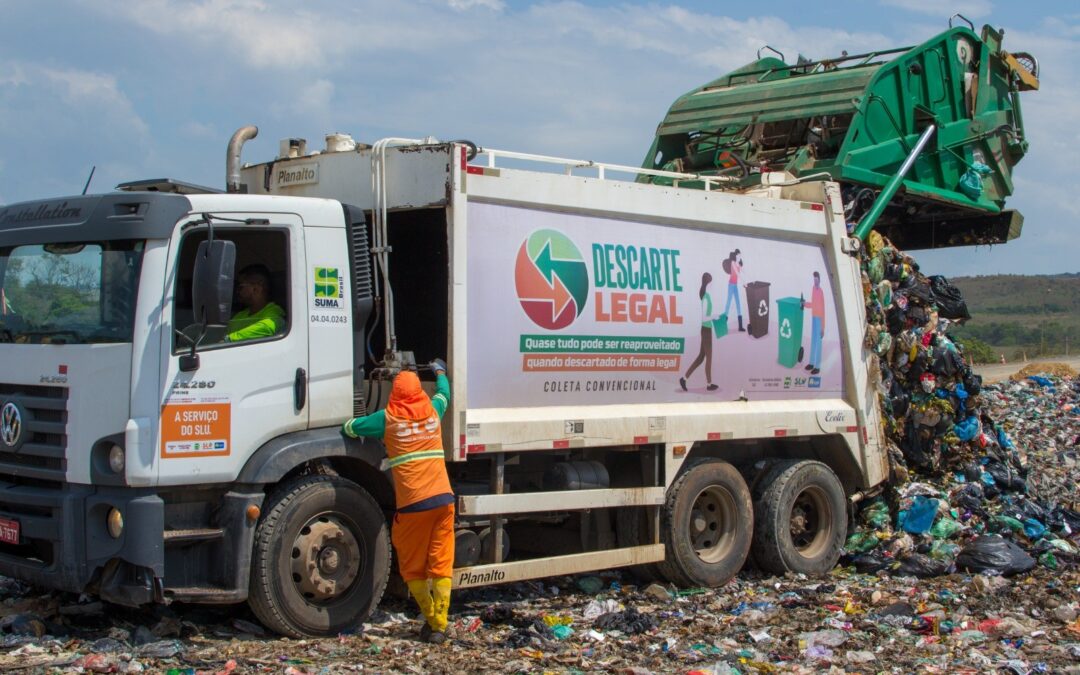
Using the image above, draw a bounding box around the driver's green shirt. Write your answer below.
[226,302,285,342]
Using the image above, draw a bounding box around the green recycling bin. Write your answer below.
[776,296,805,368]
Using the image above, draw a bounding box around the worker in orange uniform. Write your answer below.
[342,359,454,644]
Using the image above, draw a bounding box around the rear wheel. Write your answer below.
[658,459,752,587]
[248,475,391,637]
[752,460,846,575]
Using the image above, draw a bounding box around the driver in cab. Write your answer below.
[225,264,285,342]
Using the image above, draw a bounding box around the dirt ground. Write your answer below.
[973,356,1080,383]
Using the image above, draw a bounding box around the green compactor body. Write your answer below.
[640,21,1039,249]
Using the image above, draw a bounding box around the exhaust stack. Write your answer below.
[226,125,259,193]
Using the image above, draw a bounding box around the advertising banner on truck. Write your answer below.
[466,202,843,408]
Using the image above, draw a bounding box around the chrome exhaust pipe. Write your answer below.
[226,125,258,193]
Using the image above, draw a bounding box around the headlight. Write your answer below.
[107,508,124,539]
[108,445,125,474]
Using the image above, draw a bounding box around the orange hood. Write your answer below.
[385,371,435,421]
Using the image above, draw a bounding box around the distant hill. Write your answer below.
[948,273,1080,359]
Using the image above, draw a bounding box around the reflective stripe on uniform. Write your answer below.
[387,449,445,468]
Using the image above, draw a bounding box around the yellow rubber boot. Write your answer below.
[406,579,435,626]
[431,577,452,632]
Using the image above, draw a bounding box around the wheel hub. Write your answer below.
[319,547,341,574]
[291,517,362,602]
[688,485,736,564]
[691,511,709,536]
[789,487,830,554]
[790,508,809,536]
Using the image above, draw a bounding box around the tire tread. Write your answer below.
[248,475,390,637]
[658,459,752,587]
[752,460,846,575]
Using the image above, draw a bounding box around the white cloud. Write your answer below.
[448,0,505,10]
[880,0,992,19]
[182,121,217,139]
[292,79,335,117]
[0,61,147,137]
[0,60,151,200]
[81,0,357,69]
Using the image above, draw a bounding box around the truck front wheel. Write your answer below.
[752,460,846,575]
[248,475,391,637]
[658,459,752,587]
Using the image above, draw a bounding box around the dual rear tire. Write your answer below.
[657,458,846,586]
[751,460,847,575]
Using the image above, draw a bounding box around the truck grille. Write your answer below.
[0,384,67,487]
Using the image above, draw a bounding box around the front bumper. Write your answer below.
[0,480,163,605]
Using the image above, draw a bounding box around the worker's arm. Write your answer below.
[226,317,280,342]
[428,359,450,419]
[342,410,387,439]
[226,305,285,343]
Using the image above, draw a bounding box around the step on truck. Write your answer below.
[0,19,1035,636]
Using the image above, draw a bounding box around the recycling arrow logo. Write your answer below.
[514,229,589,330]
[757,299,768,316]
[780,318,793,339]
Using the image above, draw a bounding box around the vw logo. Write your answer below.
[1,402,21,448]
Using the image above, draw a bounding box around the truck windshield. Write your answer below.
[0,241,145,344]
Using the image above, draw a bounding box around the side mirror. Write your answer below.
[182,239,235,372]
[192,239,236,326]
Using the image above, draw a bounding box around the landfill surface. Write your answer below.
[0,396,1074,675]
[2,235,1080,673]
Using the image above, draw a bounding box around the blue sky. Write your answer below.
[0,0,1075,276]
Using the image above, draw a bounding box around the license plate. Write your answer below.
[0,517,20,545]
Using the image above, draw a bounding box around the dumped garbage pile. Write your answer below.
[847,231,1080,578]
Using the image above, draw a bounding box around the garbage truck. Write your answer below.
[0,20,1036,636]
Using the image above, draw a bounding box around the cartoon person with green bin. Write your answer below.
[681,272,722,392]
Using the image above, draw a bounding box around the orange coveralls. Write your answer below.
[343,370,454,633]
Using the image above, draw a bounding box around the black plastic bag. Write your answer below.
[895,552,953,578]
[907,304,930,326]
[954,482,985,513]
[1009,497,1050,524]
[931,345,964,378]
[593,607,657,635]
[961,367,983,396]
[850,551,894,574]
[1047,506,1080,534]
[907,278,934,305]
[929,275,971,320]
[481,604,516,625]
[900,420,937,470]
[889,375,910,418]
[955,535,1035,576]
[985,460,1027,493]
[886,305,907,333]
[891,391,910,418]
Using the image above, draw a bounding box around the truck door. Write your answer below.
[158,215,309,485]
